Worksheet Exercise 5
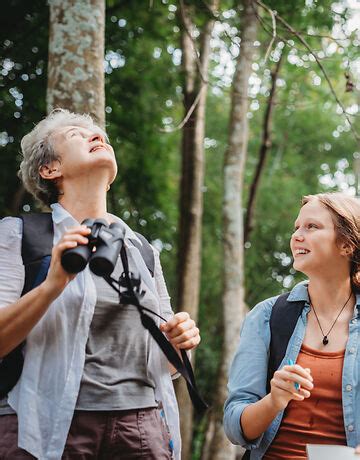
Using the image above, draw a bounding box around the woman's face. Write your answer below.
[290,199,347,278]
[51,125,118,185]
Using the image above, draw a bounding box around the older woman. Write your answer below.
[224,192,360,459]
[0,109,200,460]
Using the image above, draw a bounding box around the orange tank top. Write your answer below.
[263,343,346,460]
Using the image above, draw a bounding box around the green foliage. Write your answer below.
[0,2,359,458]
[0,0,48,215]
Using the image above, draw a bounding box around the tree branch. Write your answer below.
[255,0,360,145]
[244,51,284,242]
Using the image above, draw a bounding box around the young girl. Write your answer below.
[224,192,360,459]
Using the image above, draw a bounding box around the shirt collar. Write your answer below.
[287,279,360,311]
[50,203,141,245]
[355,291,360,309]
[286,280,310,303]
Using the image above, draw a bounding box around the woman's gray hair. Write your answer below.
[18,108,108,206]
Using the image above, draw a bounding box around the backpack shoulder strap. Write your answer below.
[130,232,155,277]
[0,213,54,399]
[267,292,305,390]
[20,212,53,295]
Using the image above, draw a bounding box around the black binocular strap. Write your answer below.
[115,246,208,415]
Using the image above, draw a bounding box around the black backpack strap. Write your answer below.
[118,246,208,415]
[21,213,53,295]
[267,293,306,391]
[130,232,155,277]
[0,213,53,399]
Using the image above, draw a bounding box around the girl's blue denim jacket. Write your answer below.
[223,282,360,460]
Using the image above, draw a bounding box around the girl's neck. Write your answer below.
[307,276,354,315]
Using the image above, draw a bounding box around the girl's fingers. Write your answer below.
[284,364,313,381]
[275,369,313,390]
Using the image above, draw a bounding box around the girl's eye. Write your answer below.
[308,223,317,229]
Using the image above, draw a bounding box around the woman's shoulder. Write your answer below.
[0,216,23,241]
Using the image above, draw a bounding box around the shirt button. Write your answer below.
[349,347,356,354]
[348,425,354,432]
[351,319,357,324]
[346,384,352,391]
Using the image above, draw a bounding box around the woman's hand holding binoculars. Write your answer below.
[42,225,91,299]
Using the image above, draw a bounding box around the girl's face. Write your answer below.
[290,199,348,278]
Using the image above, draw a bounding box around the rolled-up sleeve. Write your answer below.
[0,217,24,308]
[0,217,24,365]
[153,247,173,321]
[223,296,277,448]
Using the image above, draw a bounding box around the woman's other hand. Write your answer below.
[269,363,314,412]
[160,312,200,350]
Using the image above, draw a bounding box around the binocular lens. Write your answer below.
[61,245,90,274]
[89,256,114,277]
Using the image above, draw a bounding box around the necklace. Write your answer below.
[311,292,353,346]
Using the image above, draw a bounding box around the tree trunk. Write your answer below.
[204,2,258,459]
[244,52,284,242]
[47,0,105,127]
[176,2,218,459]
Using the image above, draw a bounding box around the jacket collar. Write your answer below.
[287,280,360,311]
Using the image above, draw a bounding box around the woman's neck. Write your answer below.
[58,184,111,225]
[307,275,354,316]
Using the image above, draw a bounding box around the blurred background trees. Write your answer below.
[1,0,359,459]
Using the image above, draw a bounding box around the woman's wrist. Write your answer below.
[38,279,64,302]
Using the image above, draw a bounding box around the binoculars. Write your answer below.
[61,218,125,276]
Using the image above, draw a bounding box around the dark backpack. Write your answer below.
[0,212,155,399]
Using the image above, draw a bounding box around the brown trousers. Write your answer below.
[0,408,172,459]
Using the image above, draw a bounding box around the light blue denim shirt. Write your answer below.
[0,204,181,460]
[224,282,360,460]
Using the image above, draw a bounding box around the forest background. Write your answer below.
[1,0,359,459]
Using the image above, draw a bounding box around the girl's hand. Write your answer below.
[269,363,314,412]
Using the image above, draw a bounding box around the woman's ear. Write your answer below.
[39,161,62,180]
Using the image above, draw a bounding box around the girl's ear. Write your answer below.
[39,161,62,180]
[339,241,354,257]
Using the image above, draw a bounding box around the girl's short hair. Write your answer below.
[302,192,360,291]
[18,108,108,207]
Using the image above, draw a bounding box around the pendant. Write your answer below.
[323,336,329,345]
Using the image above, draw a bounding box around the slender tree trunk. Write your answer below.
[176,2,218,459]
[47,0,105,127]
[203,2,258,459]
[244,52,284,242]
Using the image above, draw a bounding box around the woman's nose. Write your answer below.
[89,133,105,143]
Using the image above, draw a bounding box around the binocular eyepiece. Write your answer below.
[61,219,125,277]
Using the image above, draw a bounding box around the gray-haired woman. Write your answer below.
[0,109,200,459]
